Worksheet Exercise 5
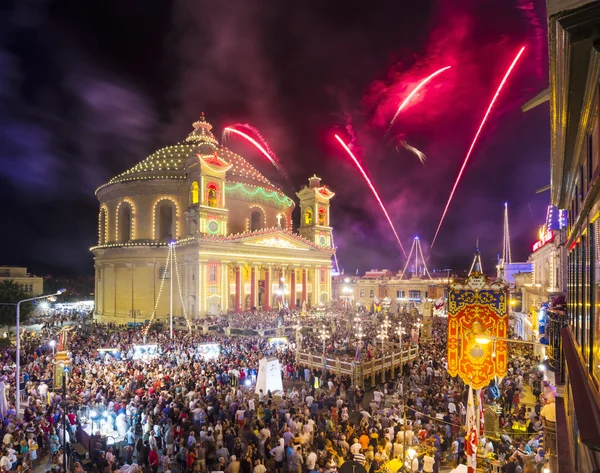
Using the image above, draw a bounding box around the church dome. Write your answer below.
[98,115,283,194]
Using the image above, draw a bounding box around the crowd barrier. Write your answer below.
[296,345,419,388]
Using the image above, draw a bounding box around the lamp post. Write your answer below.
[319,324,330,356]
[319,324,330,385]
[295,319,302,346]
[377,319,389,384]
[414,318,423,344]
[1,289,66,418]
[129,309,141,326]
[396,323,405,375]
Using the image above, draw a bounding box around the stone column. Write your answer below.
[250,266,257,309]
[301,269,307,305]
[278,268,284,307]
[198,262,205,316]
[290,269,297,309]
[264,266,272,311]
[235,265,242,313]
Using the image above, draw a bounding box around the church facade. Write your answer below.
[92,116,335,323]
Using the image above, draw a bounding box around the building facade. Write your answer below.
[544,0,600,470]
[92,116,335,323]
[332,271,450,312]
[0,267,43,296]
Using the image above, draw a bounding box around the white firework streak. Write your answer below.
[401,140,426,164]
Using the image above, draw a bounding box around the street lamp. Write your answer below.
[295,319,302,346]
[1,288,66,418]
[128,309,141,325]
[414,318,423,344]
[49,340,56,355]
[319,324,330,356]
[474,335,547,347]
[377,324,389,384]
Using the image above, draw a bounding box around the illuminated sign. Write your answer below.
[196,343,220,360]
[132,344,159,361]
[532,230,555,252]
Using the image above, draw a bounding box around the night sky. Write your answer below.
[0,0,550,277]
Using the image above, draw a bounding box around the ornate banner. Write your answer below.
[447,272,508,389]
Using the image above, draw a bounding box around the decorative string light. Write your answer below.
[225,182,293,207]
[152,197,180,240]
[416,237,433,280]
[98,206,108,245]
[143,245,172,338]
[502,202,512,264]
[172,245,193,333]
[248,205,267,227]
[115,199,136,241]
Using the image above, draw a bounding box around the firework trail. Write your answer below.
[334,134,408,258]
[401,141,427,164]
[386,66,451,134]
[223,124,292,186]
[430,46,526,251]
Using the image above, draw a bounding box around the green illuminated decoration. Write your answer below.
[225,182,294,207]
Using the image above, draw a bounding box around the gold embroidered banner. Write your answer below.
[447,273,508,389]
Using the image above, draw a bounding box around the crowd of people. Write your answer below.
[0,305,555,473]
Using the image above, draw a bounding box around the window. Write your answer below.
[156,201,175,242]
[209,266,217,282]
[582,235,588,357]
[397,290,405,298]
[318,208,326,225]
[304,208,313,225]
[250,210,263,231]
[207,184,218,207]
[588,135,593,185]
[369,290,374,298]
[360,290,365,298]
[118,202,132,243]
[191,181,199,204]
[409,290,421,300]
[580,165,585,202]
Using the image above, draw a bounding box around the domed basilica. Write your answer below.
[92,115,335,323]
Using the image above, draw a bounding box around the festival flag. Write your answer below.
[434,297,444,311]
[465,385,479,473]
[478,389,485,437]
[466,385,475,432]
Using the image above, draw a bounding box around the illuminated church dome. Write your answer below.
[92,115,335,323]
[103,114,280,192]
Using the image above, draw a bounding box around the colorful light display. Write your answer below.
[430,47,526,250]
[387,66,451,132]
[223,125,292,186]
[400,140,427,164]
[334,134,407,258]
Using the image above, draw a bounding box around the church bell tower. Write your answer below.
[185,114,231,237]
[296,175,334,247]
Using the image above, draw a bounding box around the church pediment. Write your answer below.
[227,230,322,251]
[242,233,311,251]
